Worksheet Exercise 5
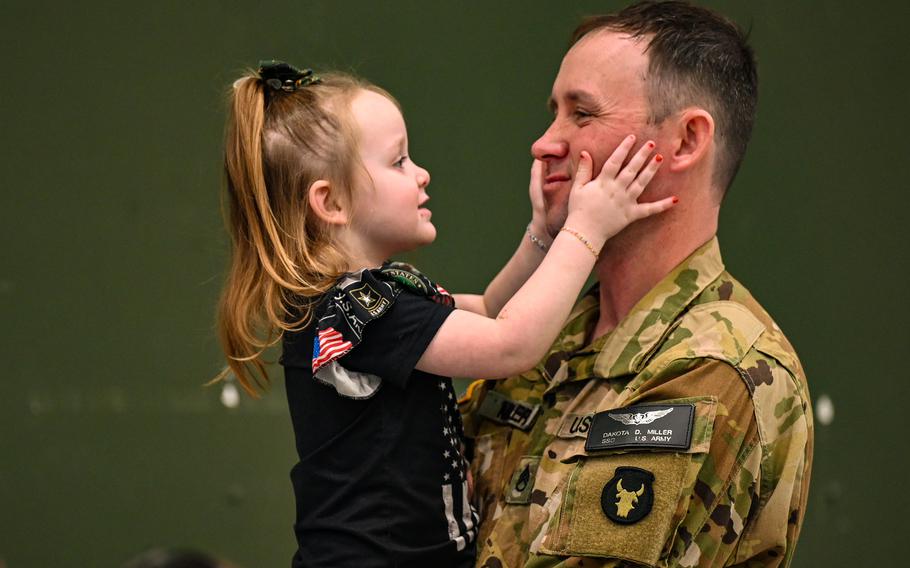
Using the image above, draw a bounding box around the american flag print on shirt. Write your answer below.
[311,327,352,372]
[438,378,478,551]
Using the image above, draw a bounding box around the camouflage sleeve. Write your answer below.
[460,379,491,441]
[521,355,810,568]
[723,346,813,567]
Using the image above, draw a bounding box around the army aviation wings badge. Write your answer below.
[607,407,674,426]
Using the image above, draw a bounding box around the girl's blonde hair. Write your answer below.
[216,68,395,396]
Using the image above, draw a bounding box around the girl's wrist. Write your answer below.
[561,215,608,251]
[558,227,602,259]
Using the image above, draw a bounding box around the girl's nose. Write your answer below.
[416,165,430,188]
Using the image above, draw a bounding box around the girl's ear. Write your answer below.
[308,180,350,225]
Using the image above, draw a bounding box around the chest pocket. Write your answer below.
[535,397,717,567]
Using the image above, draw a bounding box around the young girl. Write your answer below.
[216,60,675,568]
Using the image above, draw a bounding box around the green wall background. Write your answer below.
[2,1,907,566]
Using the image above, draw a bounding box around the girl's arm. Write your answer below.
[452,161,551,317]
[417,137,676,379]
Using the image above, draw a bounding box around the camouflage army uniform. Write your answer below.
[460,238,813,568]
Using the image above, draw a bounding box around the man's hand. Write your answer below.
[528,159,551,246]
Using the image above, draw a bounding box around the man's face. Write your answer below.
[532,31,661,235]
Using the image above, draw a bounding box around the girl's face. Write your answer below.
[348,90,435,262]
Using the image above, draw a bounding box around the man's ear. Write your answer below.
[667,108,714,173]
[307,180,349,226]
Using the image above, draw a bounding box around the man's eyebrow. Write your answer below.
[547,90,600,113]
[566,90,599,106]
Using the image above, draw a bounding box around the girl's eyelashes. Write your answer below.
[393,156,408,168]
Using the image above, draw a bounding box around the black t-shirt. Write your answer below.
[281,278,477,568]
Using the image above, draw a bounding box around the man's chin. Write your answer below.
[543,200,569,238]
[545,216,568,239]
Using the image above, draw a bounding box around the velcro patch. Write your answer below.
[504,456,540,505]
[557,413,594,439]
[585,404,694,452]
[477,391,540,431]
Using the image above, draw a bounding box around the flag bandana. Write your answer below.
[310,262,452,397]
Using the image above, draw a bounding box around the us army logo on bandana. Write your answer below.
[602,467,655,524]
[585,404,694,452]
[477,391,540,431]
[348,283,390,317]
[505,456,540,505]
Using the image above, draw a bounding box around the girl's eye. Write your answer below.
[394,156,407,168]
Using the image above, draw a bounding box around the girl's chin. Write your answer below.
[393,228,437,255]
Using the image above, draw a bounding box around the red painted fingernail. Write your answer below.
[672,196,679,204]
[655,154,663,162]
[647,141,655,149]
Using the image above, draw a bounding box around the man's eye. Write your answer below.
[574,110,592,119]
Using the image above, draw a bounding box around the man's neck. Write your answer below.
[590,216,717,341]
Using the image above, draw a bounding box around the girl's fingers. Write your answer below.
[599,135,637,179]
[616,140,657,187]
[627,154,663,200]
[631,195,678,221]
[572,151,594,190]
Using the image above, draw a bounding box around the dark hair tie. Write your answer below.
[257,60,322,92]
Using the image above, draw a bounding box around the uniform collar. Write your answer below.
[544,237,725,388]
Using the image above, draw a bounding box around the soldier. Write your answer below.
[460,2,813,567]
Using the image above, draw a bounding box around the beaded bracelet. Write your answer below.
[559,227,600,258]
[526,224,550,252]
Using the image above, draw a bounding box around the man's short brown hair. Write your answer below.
[573,1,758,195]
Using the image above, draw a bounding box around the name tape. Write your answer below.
[478,390,541,431]
[585,404,694,452]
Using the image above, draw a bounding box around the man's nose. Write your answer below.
[531,124,569,161]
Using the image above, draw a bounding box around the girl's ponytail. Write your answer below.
[217,75,279,395]
[215,69,395,397]
[226,78,304,292]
